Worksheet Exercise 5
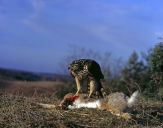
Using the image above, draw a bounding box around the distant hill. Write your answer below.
[0,67,71,81]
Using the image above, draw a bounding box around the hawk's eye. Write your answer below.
[70,65,77,71]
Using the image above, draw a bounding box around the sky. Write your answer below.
[0,0,163,73]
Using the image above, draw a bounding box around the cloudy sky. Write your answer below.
[0,0,163,73]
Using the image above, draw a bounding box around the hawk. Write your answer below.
[68,59,104,98]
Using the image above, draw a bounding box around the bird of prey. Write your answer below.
[68,59,104,98]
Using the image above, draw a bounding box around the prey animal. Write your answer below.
[62,91,140,120]
[37,91,140,120]
[68,59,105,98]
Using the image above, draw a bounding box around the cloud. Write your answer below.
[155,32,163,39]
[31,0,45,12]
[87,24,130,53]
[21,0,46,32]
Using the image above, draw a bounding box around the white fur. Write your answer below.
[68,99,101,109]
[127,90,139,107]
[69,90,140,110]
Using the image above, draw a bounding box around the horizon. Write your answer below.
[0,0,163,73]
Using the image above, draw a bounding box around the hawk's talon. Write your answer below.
[74,93,79,96]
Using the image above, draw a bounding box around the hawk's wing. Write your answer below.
[86,60,104,80]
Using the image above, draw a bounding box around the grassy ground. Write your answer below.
[0,93,162,128]
[0,80,162,128]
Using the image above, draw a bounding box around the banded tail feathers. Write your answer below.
[87,80,107,98]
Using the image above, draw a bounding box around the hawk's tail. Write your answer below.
[87,81,107,98]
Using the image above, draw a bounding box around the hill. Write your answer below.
[0,67,71,81]
[0,68,73,98]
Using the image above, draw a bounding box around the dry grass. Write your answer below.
[0,80,162,128]
[0,92,162,128]
[0,80,75,98]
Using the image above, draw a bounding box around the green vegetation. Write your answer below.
[149,43,163,94]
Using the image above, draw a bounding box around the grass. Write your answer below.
[0,80,162,128]
[0,80,75,98]
[0,92,162,128]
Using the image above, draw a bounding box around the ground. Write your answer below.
[0,93,162,128]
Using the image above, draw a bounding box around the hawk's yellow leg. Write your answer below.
[75,76,81,95]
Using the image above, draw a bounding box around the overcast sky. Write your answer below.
[0,0,163,73]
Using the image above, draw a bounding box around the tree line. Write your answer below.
[61,42,163,98]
